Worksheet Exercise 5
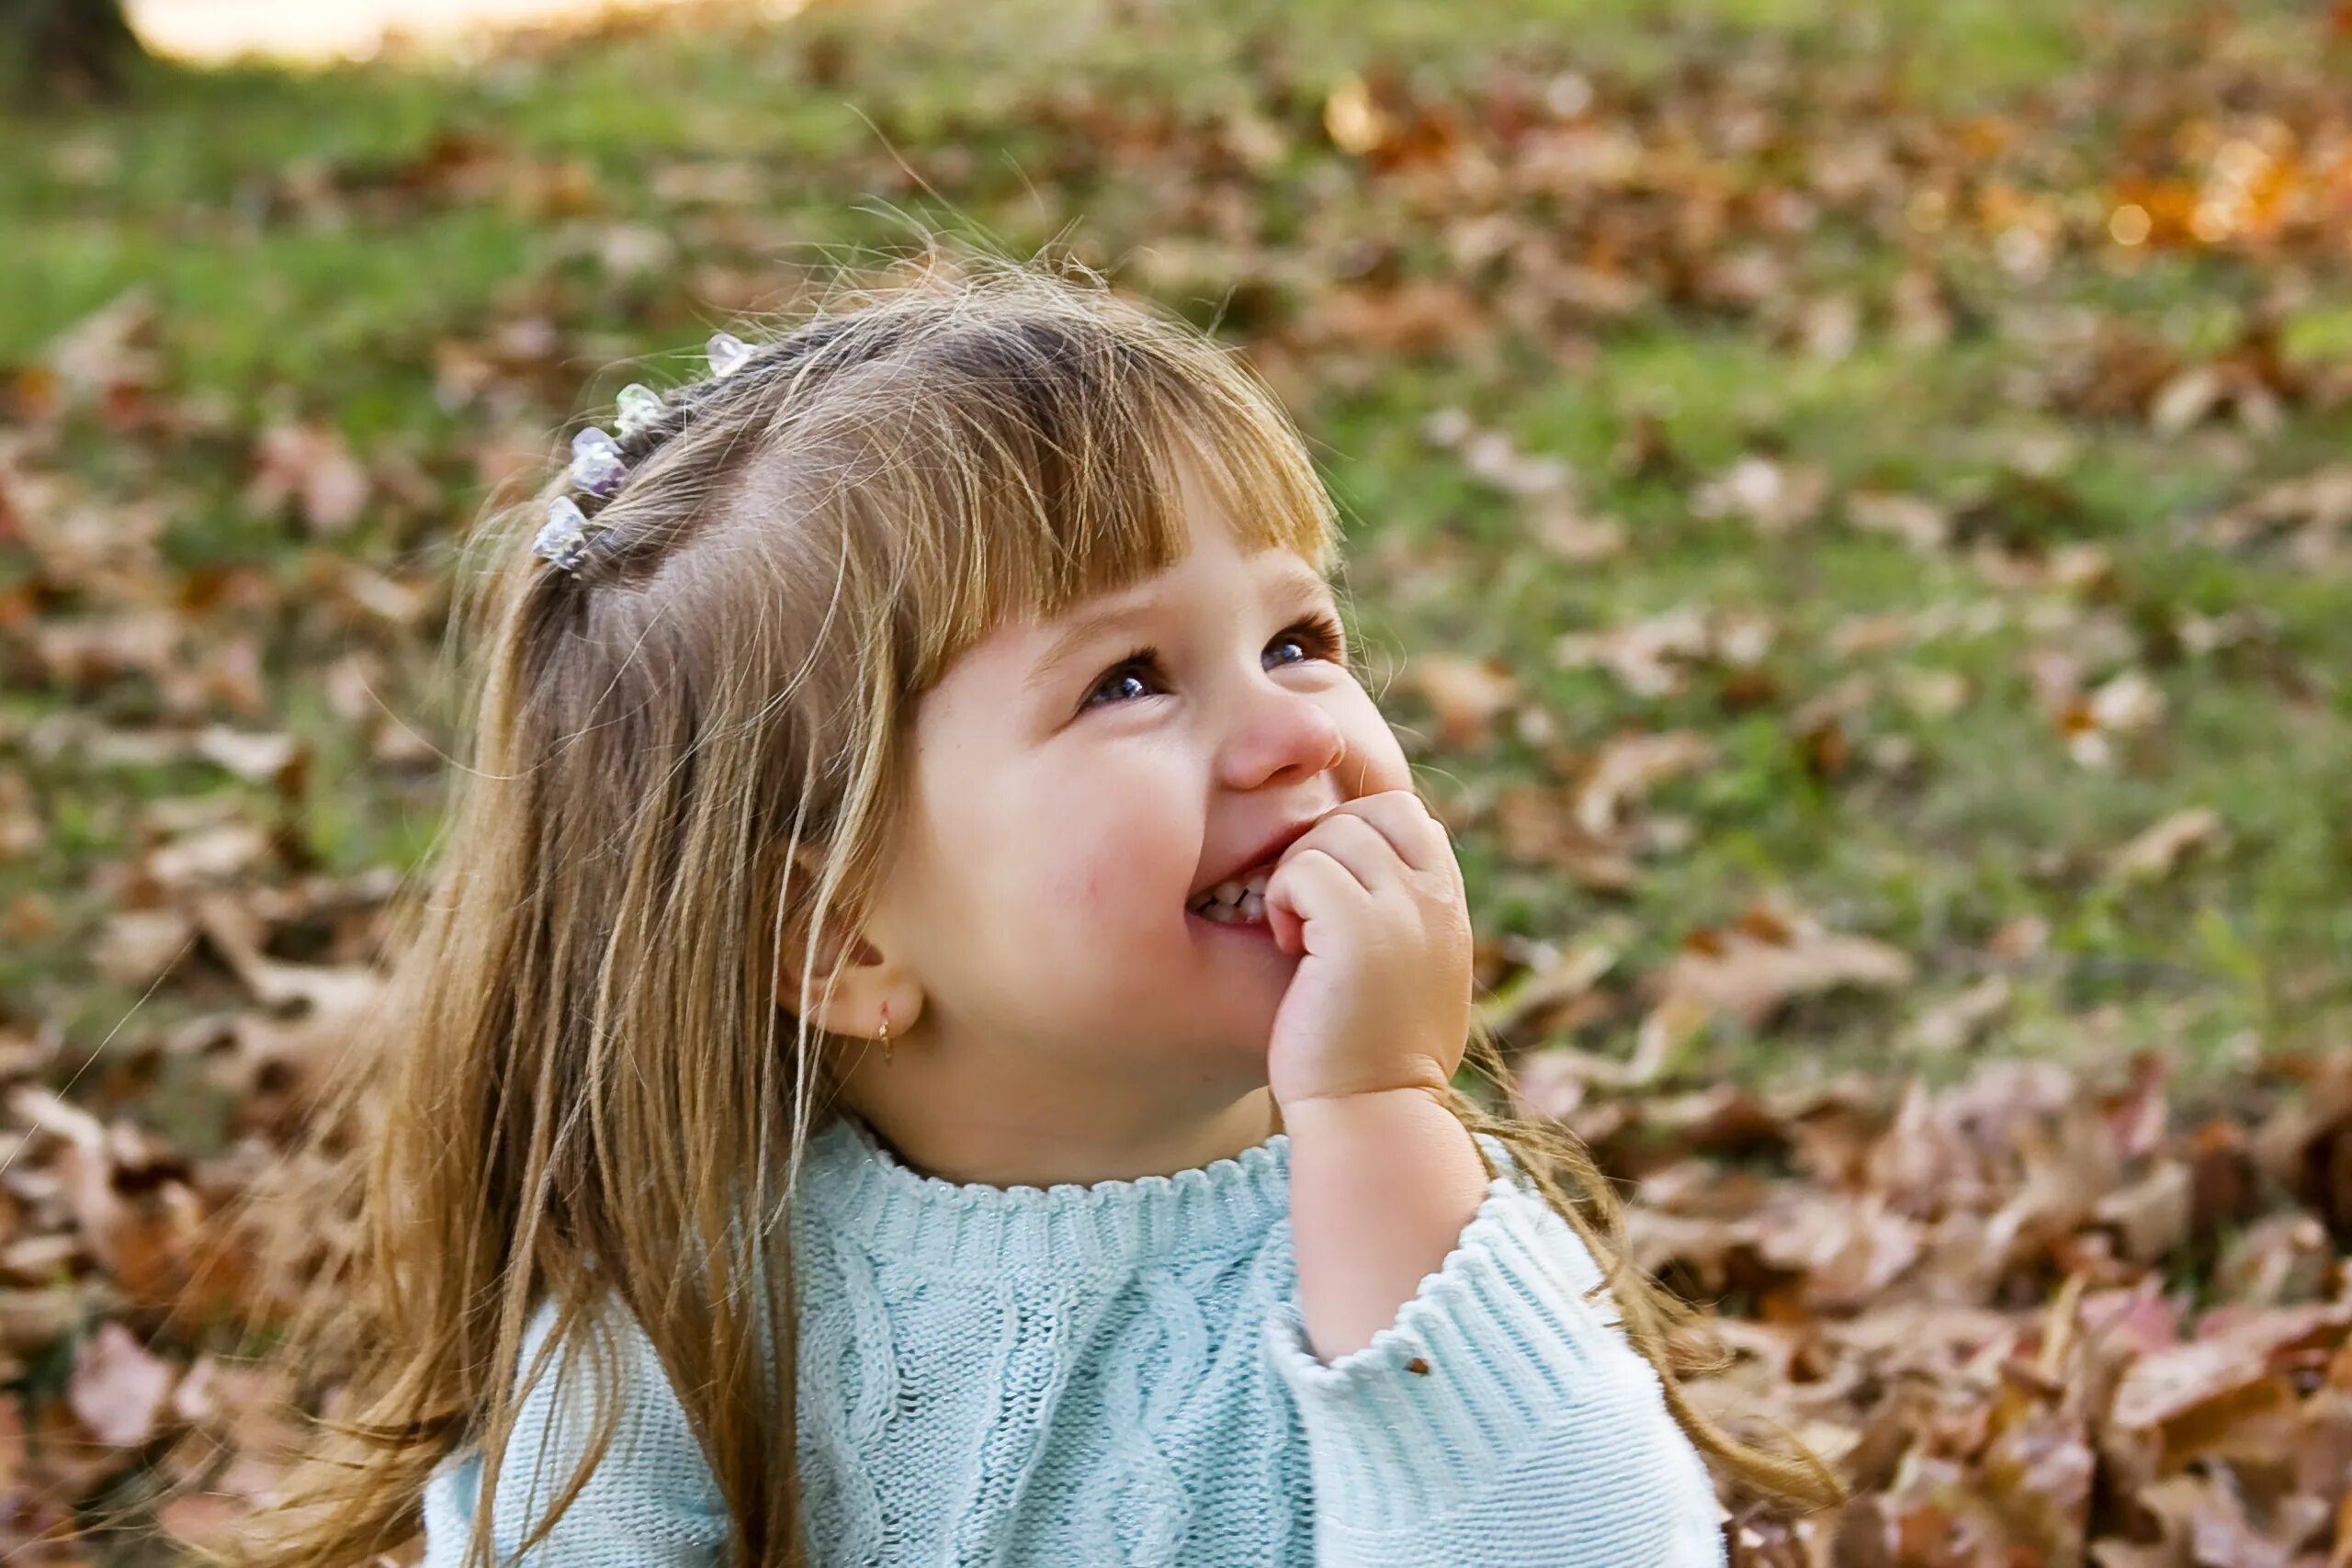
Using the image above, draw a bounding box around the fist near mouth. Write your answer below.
[1258,790,1474,1111]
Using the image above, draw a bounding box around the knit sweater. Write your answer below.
[419,1114,1726,1567]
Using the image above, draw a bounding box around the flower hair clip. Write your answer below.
[533,332,757,571]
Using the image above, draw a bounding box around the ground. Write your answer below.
[0,0,2348,1559]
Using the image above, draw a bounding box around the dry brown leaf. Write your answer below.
[68,1320,178,1449]
[2110,808,2229,884]
[2094,1161,2195,1265]
[1396,652,1520,748]
[2110,1302,2352,1442]
[90,908,198,988]
[2063,670,2170,769]
[1844,491,1952,551]
[244,421,370,536]
[1494,784,1641,890]
[1480,940,1618,1043]
[1572,730,1713,836]
[1912,975,2013,1055]
[1526,498,1627,563]
[1690,456,1830,535]
[194,726,305,786]
[1660,901,1916,1028]
[1554,607,1772,698]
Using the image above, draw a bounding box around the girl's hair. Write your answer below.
[204,241,1838,1568]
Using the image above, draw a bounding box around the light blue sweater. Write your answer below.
[421,1114,1725,1567]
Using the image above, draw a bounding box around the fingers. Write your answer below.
[1312,790,1457,881]
[1263,790,1462,958]
[1280,812,1395,894]
[1263,845,1360,956]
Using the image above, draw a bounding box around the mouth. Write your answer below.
[1186,817,1322,929]
[1186,859,1278,927]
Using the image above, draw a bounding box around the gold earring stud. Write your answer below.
[877,1006,893,1066]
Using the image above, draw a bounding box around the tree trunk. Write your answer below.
[0,0,152,99]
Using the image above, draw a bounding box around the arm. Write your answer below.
[1267,1131,1726,1568]
[1283,1084,1491,1360]
[421,1296,731,1568]
[1258,794,1723,1563]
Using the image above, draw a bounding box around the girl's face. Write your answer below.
[863,456,1414,1084]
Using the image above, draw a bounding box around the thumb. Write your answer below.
[1262,865,1307,956]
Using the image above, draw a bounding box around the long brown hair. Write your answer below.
[205,240,1838,1568]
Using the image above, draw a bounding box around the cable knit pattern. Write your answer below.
[420,1116,1726,1567]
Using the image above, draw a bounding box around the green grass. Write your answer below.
[3,0,2348,1101]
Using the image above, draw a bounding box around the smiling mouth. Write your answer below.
[1187,861,1276,925]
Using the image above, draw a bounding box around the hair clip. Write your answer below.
[534,495,595,571]
[569,426,627,497]
[707,331,753,378]
[533,333,753,574]
[615,382,663,438]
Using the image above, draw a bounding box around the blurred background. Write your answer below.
[3,0,2350,1562]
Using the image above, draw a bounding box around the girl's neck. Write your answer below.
[834,1076,1283,1190]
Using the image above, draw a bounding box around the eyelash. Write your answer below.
[1082,614,1348,711]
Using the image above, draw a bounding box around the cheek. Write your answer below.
[1023,769,1196,930]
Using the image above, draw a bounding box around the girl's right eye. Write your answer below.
[1082,648,1163,711]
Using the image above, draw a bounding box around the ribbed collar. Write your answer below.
[793,1112,1294,1279]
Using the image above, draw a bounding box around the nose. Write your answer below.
[1217,677,1346,794]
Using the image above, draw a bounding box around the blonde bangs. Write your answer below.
[899,360,1341,690]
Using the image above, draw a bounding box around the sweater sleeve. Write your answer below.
[420,1296,733,1568]
[1263,1151,1725,1568]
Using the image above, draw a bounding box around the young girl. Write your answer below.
[226,248,1833,1568]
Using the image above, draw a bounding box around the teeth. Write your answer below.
[1189,862,1280,919]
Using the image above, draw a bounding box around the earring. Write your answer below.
[877,1005,893,1067]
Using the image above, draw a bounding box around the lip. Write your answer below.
[1188,817,1323,905]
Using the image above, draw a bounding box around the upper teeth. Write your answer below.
[1192,868,1272,912]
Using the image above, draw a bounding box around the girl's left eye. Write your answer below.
[1265,613,1345,669]
[1081,615,1346,711]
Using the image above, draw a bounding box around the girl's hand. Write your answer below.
[1261,790,1473,1110]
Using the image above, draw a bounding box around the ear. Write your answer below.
[766,842,923,1041]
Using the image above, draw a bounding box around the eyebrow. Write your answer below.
[1023,558,1337,696]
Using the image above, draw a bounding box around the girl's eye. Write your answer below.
[1080,615,1347,712]
[1083,652,1164,710]
[1266,613,1346,669]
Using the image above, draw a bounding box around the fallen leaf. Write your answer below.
[1660,900,1916,1028]
[1690,456,1831,535]
[1912,976,2013,1055]
[1572,730,1713,836]
[1844,491,1952,551]
[2110,807,2228,884]
[244,421,370,536]
[68,1321,178,1449]
[1397,653,1520,747]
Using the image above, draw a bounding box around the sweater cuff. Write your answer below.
[1263,1172,1695,1536]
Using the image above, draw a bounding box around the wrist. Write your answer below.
[1279,1080,1494,1362]
[1277,1080,1453,1123]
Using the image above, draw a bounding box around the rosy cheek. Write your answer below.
[1035,836,1173,932]
[1042,857,1118,923]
